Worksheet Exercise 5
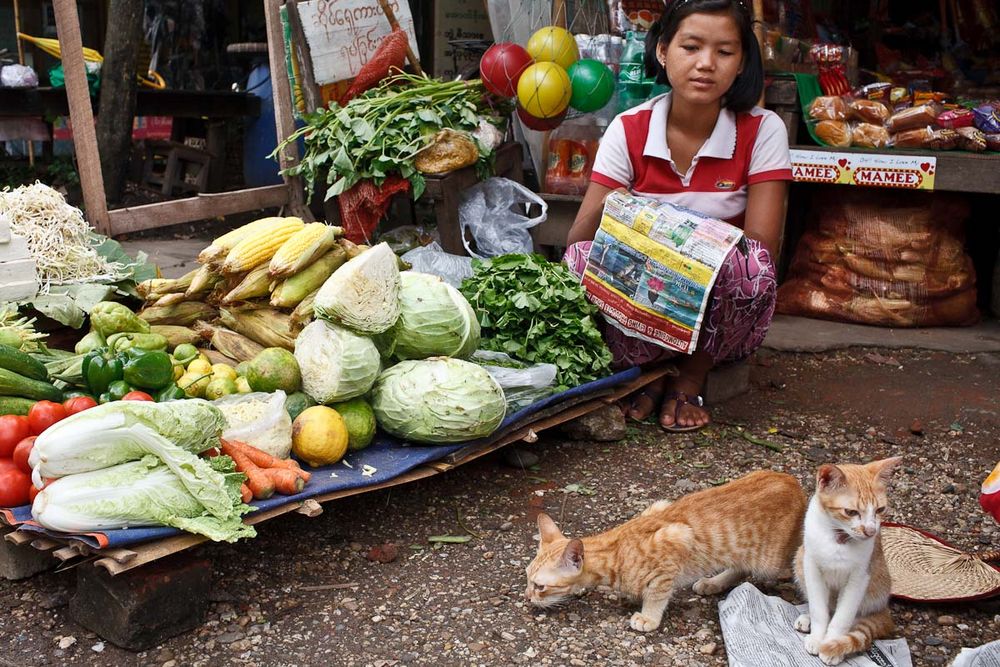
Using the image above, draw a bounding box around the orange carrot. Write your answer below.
[266,468,305,495]
[240,483,252,504]
[225,445,274,499]
[222,438,311,482]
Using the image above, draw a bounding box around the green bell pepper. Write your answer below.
[83,350,124,395]
[122,349,174,390]
[107,332,169,354]
[156,384,187,402]
[107,380,134,402]
[98,391,113,404]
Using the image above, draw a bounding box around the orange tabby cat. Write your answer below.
[525,470,807,632]
[794,458,900,666]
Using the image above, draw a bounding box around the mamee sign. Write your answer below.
[789,150,936,191]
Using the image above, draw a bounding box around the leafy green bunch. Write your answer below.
[277,73,505,202]
[460,254,613,391]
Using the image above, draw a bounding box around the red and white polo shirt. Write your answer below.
[590,93,793,228]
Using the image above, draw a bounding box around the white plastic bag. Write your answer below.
[472,350,558,411]
[459,177,547,259]
[401,242,474,288]
[0,64,39,89]
[213,391,293,459]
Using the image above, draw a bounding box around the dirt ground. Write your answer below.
[1,347,998,667]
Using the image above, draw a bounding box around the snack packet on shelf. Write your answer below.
[955,126,987,152]
[937,108,975,129]
[891,127,935,148]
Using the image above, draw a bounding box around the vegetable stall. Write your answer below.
[0,176,668,579]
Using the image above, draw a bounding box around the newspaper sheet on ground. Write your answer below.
[951,639,1000,667]
[719,583,913,667]
[581,192,744,354]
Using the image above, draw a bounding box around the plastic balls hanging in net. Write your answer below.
[516,104,567,131]
[516,62,572,119]
[479,42,534,98]
[567,59,615,112]
[525,26,579,70]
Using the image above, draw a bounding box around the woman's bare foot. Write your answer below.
[659,352,712,431]
[623,377,666,422]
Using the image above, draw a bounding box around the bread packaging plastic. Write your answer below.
[849,99,890,125]
[891,126,935,148]
[928,129,959,151]
[886,103,942,133]
[851,123,890,148]
[955,126,987,152]
[808,96,848,121]
[815,120,852,147]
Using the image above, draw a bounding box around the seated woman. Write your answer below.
[565,0,792,431]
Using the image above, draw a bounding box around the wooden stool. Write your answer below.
[141,140,214,196]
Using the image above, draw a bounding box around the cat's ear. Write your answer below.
[817,464,847,491]
[537,513,564,544]
[560,539,584,572]
[869,456,902,484]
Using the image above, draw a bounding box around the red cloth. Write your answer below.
[337,176,410,244]
[342,30,409,103]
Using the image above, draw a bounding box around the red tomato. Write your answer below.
[28,484,40,504]
[0,459,32,507]
[27,401,67,435]
[63,396,98,415]
[12,436,35,474]
[0,415,31,458]
[122,391,155,402]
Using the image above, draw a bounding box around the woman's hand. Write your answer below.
[743,180,789,258]
[566,182,620,246]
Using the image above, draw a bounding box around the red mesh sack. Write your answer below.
[337,176,411,244]
[342,30,409,103]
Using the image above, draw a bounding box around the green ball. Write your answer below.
[567,59,615,113]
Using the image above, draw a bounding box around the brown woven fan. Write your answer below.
[882,522,1000,603]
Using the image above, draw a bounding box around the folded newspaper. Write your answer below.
[581,192,745,354]
[719,583,912,667]
[950,639,1000,667]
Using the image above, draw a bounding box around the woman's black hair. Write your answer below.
[643,0,764,112]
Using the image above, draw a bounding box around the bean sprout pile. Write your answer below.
[0,183,129,292]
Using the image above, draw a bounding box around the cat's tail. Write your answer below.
[820,609,896,662]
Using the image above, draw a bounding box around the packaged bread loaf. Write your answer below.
[892,127,935,148]
[849,99,890,125]
[955,126,987,152]
[851,123,890,148]
[886,103,942,133]
[815,120,852,147]
[809,96,848,121]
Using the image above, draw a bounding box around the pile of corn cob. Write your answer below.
[136,216,362,358]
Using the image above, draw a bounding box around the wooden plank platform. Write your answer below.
[1,366,671,576]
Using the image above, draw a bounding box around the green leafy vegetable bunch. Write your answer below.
[460,254,612,391]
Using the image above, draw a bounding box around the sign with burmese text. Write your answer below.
[297,0,420,86]
[790,149,937,191]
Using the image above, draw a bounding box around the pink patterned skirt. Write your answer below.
[564,239,777,370]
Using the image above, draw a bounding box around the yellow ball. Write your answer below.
[517,62,572,119]
[526,26,579,70]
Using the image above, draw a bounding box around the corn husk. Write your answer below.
[149,325,201,348]
[152,292,188,307]
[268,223,342,279]
[270,246,347,308]
[338,238,367,260]
[202,349,239,366]
[197,216,286,265]
[186,264,222,297]
[219,308,296,350]
[193,321,265,363]
[137,268,199,301]
[139,301,217,327]
[222,264,272,304]
[289,289,319,331]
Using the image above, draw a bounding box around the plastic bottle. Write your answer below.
[617,31,650,114]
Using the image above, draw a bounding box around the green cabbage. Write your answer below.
[314,242,400,334]
[371,357,506,443]
[294,320,381,403]
[29,400,233,518]
[32,455,255,542]
[389,271,480,360]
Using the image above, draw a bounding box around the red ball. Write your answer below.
[516,103,566,131]
[480,43,534,98]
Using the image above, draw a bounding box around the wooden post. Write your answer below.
[753,0,765,107]
[52,0,111,235]
[376,0,423,75]
[263,0,313,220]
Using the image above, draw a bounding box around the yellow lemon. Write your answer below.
[204,377,238,400]
[292,406,349,468]
[178,371,211,398]
[211,363,238,382]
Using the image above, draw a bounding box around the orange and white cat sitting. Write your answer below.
[525,471,806,632]
[794,458,901,666]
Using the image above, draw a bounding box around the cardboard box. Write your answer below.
[431,0,493,80]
